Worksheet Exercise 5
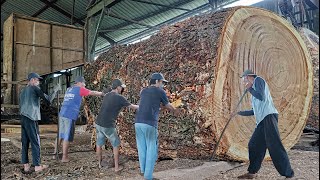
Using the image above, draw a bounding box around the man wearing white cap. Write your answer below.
[95,79,139,172]
[54,76,104,162]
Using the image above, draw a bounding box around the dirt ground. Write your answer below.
[1,130,319,180]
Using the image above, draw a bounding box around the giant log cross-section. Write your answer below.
[83,6,313,161]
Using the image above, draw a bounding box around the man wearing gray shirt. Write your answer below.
[19,72,60,173]
[237,70,294,179]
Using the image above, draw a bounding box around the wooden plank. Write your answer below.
[15,44,51,80]
[52,25,63,48]
[1,124,58,134]
[62,50,84,69]
[15,42,85,52]
[52,49,63,72]
[3,14,14,104]
[1,104,19,108]
[1,81,28,85]
[12,13,83,30]
[51,25,84,72]
[61,26,84,50]
[15,18,50,46]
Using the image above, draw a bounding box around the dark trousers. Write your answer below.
[248,114,294,177]
[21,115,41,166]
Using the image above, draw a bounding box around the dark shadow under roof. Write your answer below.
[1,0,241,55]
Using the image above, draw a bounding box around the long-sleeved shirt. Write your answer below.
[19,85,56,121]
[238,76,278,126]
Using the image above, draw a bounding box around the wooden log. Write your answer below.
[83,7,313,161]
[298,27,319,130]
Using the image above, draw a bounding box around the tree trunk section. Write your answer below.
[83,7,313,161]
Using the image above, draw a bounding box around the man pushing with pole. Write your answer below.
[237,70,294,179]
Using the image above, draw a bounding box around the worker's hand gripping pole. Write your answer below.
[210,89,248,161]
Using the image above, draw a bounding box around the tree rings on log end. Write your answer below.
[83,7,314,161]
[214,7,313,160]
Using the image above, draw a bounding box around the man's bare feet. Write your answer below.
[114,165,123,173]
[35,164,49,172]
[23,163,31,172]
[237,173,257,179]
[61,157,70,163]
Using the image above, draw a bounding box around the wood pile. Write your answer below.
[298,27,319,131]
[83,7,314,161]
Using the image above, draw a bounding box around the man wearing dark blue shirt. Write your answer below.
[135,73,179,180]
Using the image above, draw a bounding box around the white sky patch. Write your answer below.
[1,138,10,142]
[223,0,264,8]
[53,67,78,77]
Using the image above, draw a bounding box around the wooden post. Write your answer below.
[55,90,60,160]
[3,15,14,105]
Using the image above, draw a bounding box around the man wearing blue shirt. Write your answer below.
[54,76,104,163]
[135,73,179,180]
[237,70,294,179]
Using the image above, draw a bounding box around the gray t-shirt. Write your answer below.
[96,92,131,128]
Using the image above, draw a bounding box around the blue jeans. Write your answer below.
[135,123,158,180]
[21,115,41,166]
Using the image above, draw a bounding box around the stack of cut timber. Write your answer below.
[298,27,319,131]
[83,7,313,161]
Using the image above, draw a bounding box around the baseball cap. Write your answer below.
[27,72,43,81]
[75,76,85,83]
[151,73,168,83]
[112,79,126,89]
[240,69,256,78]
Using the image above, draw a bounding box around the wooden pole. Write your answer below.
[55,91,60,160]
[210,89,248,161]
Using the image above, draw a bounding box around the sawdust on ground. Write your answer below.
[1,132,319,180]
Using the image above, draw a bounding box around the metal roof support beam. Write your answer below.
[87,0,122,18]
[1,0,7,6]
[95,3,212,54]
[208,0,218,9]
[71,0,76,24]
[99,27,147,32]
[129,0,191,12]
[106,0,195,31]
[86,0,120,60]
[89,7,106,61]
[107,9,156,29]
[99,33,116,45]
[32,0,59,17]
[302,0,314,30]
[305,0,319,9]
[39,0,85,26]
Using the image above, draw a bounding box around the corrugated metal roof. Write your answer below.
[1,0,237,55]
[37,7,73,24]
